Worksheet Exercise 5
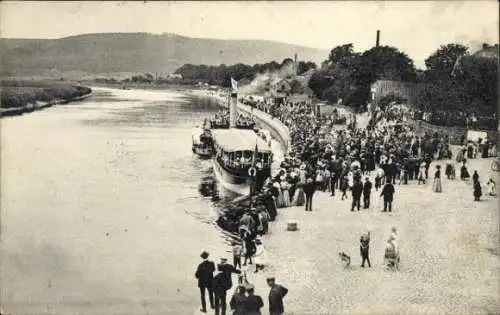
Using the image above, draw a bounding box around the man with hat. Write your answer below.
[218,257,241,291]
[362,177,372,209]
[195,251,215,313]
[242,283,264,315]
[229,284,247,315]
[267,277,288,315]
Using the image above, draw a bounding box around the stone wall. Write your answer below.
[237,103,291,154]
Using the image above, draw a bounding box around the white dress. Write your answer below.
[253,244,268,266]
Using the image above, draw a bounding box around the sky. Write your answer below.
[1,1,498,68]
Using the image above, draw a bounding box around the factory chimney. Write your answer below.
[294,53,298,75]
[376,30,380,47]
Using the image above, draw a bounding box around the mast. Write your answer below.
[230,78,238,128]
[249,141,258,211]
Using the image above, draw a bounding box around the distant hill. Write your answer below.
[0,33,327,78]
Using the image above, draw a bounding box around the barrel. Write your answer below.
[287,220,298,231]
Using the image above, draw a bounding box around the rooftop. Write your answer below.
[211,129,272,153]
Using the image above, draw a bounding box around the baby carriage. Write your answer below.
[384,242,400,271]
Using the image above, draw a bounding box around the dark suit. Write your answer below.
[303,181,316,211]
[268,284,288,315]
[217,263,241,291]
[362,181,372,208]
[195,259,216,311]
[380,183,395,212]
[213,272,227,315]
[243,294,264,315]
[351,182,363,211]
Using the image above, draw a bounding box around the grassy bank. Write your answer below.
[0,79,92,117]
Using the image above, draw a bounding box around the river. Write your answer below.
[0,87,243,314]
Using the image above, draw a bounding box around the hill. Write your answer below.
[0,33,327,78]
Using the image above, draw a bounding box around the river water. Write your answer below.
[0,87,241,314]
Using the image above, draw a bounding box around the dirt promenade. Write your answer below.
[237,156,499,315]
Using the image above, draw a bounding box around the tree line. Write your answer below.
[174,42,497,116]
[174,59,317,87]
[309,42,497,115]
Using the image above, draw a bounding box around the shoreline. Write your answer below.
[0,92,93,118]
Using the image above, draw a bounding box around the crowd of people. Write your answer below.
[209,110,257,129]
[411,109,497,130]
[195,250,288,315]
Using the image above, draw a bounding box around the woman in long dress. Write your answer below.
[281,180,291,207]
[455,147,464,163]
[433,165,442,192]
[273,181,284,208]
[460,162,470,181]
[417,161,426,184]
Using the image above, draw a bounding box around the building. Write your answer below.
[167,73,183,79]
[238,77,252,87]
[370,80,427,107]
[472,43,499,59]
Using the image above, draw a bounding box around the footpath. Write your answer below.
[192,92,498,314]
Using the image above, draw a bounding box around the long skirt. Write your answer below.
[277,189,285,208]
[282,189,291,207]
[433,178,442,192]
[253,247,268,266]
[294,187,305,206]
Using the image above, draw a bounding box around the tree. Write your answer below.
[453,55,498,114]
[281,58,294,66]
[356,46,417,86]
[308,70,334,98]
[328,43,355,66]
[424,43,469,82]
[297,61,317,75]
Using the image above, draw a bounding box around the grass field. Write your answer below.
[0,79,92,111]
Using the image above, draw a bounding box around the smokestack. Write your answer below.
[294,53,298,75]
[376,30,380,47]
[230,90,238,128]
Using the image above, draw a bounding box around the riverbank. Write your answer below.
[0,79,93,118]
[0,92,93,117]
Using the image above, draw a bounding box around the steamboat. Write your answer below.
[211,128,272,197]
[194,81,273,198]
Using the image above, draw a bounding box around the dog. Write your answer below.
[339,252,351,268]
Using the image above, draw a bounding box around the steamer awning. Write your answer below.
[212,129,272,153]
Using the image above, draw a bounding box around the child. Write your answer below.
[445,163,455,180]
[232,241,243,270]
[486,178,497,196]
[340,177,349,200]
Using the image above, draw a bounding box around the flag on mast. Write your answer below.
[231,77,238,91]
[251,142,258,170]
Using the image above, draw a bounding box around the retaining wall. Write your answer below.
[237,103,291,155]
